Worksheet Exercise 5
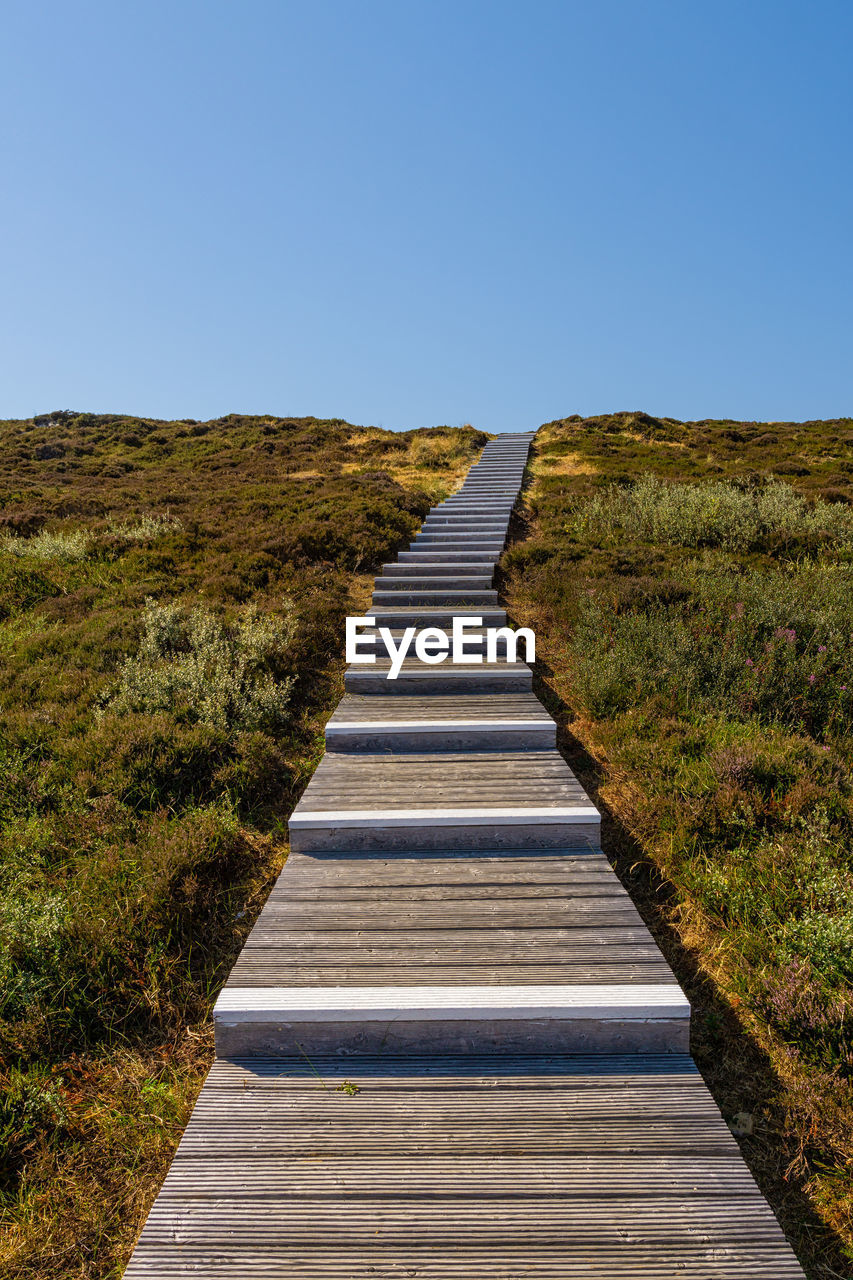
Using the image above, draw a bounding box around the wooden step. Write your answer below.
[407,544,504,556]
[214,983,689,1056]
[411,536,505,548]
[423,514,509,524]
[380,562,495,577]
[371,589,500,607]
[218,847,685,1055]
[417,524,507,534]
[325,693,555,751]
[436,498,516,506]
[224,846,670,987]
[420,523,508,533]
[288,749,600,852]
[345,660,533,694]
[376,574,494,588]
[397,549,501,563]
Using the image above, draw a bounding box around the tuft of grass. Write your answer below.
[106,513,184,542]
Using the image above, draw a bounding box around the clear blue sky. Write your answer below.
[1,1,850,432]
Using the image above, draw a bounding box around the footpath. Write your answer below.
[126,433,804,1278]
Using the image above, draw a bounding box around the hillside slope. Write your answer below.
[504,413,853,1279]
[0,411,487,1276]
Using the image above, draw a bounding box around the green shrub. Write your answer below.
[775,913,853,980]
[0,528,91,562]
[101,599,296,734]
[571,475,853,553]
[0,884,69,1017]
[106,513,183,542]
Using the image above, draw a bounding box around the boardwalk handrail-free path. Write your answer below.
[126,433,804,1278]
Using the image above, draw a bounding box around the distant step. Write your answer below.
[397,549,501,563]
[412,535,505,547]
[376,574,494,588]
[325,692,555,751]
[417,522,504,532]
[380,562,495,578]
[345,659,533,694]
[371,589,500,607]
[436,497,515,505]
[421,519,508,529]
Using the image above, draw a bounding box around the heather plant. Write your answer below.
[568,563,853,735]
[571,474,853,553]
[506,412,853,1275]
[0,410,485,1275]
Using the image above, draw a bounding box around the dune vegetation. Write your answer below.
[0,410,486,1276]
[4,406,852,1280]
[503,412,853,1279]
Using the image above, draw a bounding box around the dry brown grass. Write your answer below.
[529,451,597,477]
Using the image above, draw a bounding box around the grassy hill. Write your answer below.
[503,413,853,1278]
[3,408,852,1279]
[0,411,487,1276]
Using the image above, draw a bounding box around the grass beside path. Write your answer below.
[0,410,487,1277]
[504,411,853,1280]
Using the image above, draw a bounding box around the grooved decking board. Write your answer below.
[221,851,678,989]
[124,1056,804,1280]
[328,693,552,723]
[292,750,592,809]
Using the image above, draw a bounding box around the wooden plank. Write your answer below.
[125,1057,805,1280]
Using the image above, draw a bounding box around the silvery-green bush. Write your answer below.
[103,598,296,733]
[106,513,184,542]
[572,475,853,552]
[0,528,92,562]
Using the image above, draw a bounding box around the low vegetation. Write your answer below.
[0,409,486,1276]
[504,412,853,1278]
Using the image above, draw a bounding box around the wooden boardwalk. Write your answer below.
[126,433,804,1278]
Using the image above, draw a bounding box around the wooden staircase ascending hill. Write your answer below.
[125,433,804,1279]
